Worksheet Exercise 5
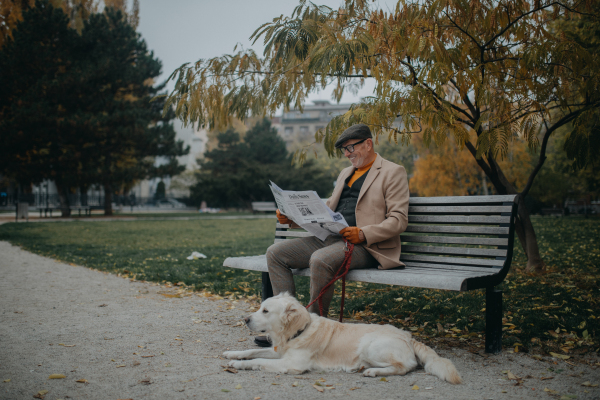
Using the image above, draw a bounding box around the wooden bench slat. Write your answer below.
[408,205,513,214]
[400,254,505,267]
[408,195,517,204]
[408,215,511,224]
[402,261,500,273]
[275,231,314,238]
[405,225,510,235]
[401,235,509,246]
[402,245,507,257]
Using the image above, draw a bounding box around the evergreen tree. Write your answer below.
[0,1,187,216]
[191,119,334,208]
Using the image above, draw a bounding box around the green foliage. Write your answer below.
[0,215,597,354]
[530,126,600,207]
[0,0,188,206]
[190,118,335,208]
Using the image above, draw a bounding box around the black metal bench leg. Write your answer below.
[261,272,273,302]
[485,287,503,354]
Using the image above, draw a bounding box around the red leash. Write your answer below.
[306,240,354,322]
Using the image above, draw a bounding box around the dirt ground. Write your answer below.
[1,240,599,400]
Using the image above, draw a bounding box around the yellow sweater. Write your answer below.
[347,159,375,187]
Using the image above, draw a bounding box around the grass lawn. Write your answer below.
[0,216,598,358]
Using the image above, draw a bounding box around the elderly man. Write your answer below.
[256,124,409,347]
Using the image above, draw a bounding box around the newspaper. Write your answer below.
[269,181,348,241]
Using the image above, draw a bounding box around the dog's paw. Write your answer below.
[227,360,255,370]
[223,351,246,360]
[362,368,380,377]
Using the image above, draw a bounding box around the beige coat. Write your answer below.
[326,154,409,269]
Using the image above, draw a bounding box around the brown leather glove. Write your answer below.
[276,209,292,225]
[339,227,364,244]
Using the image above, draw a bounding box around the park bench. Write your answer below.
[37,206,93,217]
[251,201,277,214]
[224,194,519,353]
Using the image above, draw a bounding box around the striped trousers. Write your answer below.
[266,235,379,317]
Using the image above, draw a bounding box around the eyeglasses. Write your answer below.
[339,138,368,153]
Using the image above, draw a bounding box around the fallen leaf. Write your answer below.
[550,352,570,360]
[349,387,360,390]
[221,389,230,392]
[507,371,518,380]
[316,378,326,382]
[223,367,238,374]
[140,379,152,385]
[313,384,324,392]
[234,384,242,389]
[541,376,554,381]
[3,379,10,383]
[582,381,598,387]
[48,374,66,379]
[437,323,444,333]
[75,379,88,383]
[116,364,126,368]
[33,390,49,399]
[532,355,542,360]
[425,387,433,390]
[58,344,75,347]
[380,377,387,382]
[412,385,419,390]
[238,338,247,342]
[254,397,261,400]
[141,355,154,358]
[292,381,299,387]
[98,304,107,307]
[544,388,559,394]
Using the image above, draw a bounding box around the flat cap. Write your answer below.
[334,124,372,148]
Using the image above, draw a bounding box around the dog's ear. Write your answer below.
[283,303,298,325]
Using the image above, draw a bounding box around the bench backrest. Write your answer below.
[252,202,277,211]
[275,194,519,289]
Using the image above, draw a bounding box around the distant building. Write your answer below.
[271,100,353,145]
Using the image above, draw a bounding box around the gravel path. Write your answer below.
[1,240,598,400]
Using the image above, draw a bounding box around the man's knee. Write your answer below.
[266,242,282,265]
[309,251,337,275]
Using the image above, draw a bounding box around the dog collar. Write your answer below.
[288,323,309,342]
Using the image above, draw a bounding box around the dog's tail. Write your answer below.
[411,339,462,384]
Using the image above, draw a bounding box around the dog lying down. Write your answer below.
[224,293,461,384]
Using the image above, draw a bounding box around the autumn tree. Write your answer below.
[1,0,139,48]
[163,0,600,272]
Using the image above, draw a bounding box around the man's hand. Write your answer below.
[339,227,364,244]
[276,209,292,225]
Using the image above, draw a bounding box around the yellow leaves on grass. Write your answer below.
[549,352,570,360]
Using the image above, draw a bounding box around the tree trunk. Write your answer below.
[103,183,113,216]
[55,183,71,217]
[514,195,546,273]
[471,155,547,274]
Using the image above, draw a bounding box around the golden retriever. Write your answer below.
[224,293,461,384]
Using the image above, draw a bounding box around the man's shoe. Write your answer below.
[254,335,272,347]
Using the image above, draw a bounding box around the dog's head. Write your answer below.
[245,293,311,341]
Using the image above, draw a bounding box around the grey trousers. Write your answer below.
[266,235,379,317]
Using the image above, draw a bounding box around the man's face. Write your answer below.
[342,138,372,168]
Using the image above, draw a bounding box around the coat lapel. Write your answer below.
[327,166,354,210]
[357,154,382,205]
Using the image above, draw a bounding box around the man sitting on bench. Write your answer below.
[255,124,410,347]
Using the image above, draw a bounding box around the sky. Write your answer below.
[137,0,382,107]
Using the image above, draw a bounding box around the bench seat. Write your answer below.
[224,255,498,291]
